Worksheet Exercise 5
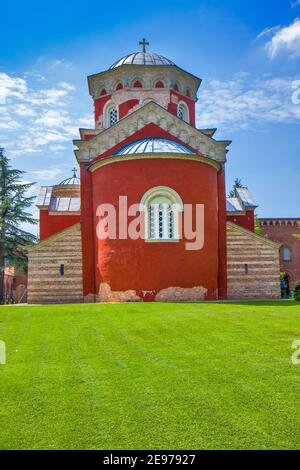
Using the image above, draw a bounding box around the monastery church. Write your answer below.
[27,41,281,303]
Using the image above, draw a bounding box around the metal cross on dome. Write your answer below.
[139,38,149,53]
[72,167,77,178]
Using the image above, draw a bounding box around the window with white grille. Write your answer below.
[141,187,183,242]
[149,201,175,240]
[109,107,118,126]
[177,103,189,123]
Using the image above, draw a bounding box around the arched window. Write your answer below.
[141,186,183,241]
[173,83,179,92]
[177,102,189,123]
[133,80,142,88]
[109,107,118,126]
[186,89,191,98]
[155,81,164,88]
[282,246,292,261]
[100,88,107,96]
[104,102,118,128]
[116,82,123,91]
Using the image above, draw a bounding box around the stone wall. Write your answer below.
[227,222,281,300]
[27,223,83,304]
[260,218,300,290]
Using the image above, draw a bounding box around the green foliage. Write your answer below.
[254,214,261,234]
[294,280,300,301]
[228,177,247,198]
[0,148,37,302]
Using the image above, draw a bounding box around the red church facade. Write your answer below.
[27,44,281,303]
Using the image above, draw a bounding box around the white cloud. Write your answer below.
[291,0,300,8]
[0,73,27,104]
[265,19,300,59]
[0,71,85,158]
[198,73,300,132]
[256,26,281,40]
[32,169,63,181]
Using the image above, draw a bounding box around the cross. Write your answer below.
[72,167,77,178]
[139,38,149,53]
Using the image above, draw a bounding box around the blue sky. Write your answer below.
[1,0,300,225]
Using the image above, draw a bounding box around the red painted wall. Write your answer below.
[80,164,96,297]
[217,168,227,299]
[119,99,139,119]
[94,95,112,123]
[93,90,196,128]
[227,210,255,232]
[39,210,80,240]
[90,158,221,300]
[168,91,196,127]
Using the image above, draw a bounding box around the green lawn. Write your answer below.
[0,301,300,450]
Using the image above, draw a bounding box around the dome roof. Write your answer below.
[115,137,194,155]
[110,52,175,69]
[59,168,80,185]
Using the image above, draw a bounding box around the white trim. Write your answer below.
[103,100,119,128]
[177,101,189,123]
[140,186,183,242]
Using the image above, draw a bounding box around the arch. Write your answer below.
[186,88,191,98]
[103,100,118,128]
[280,272,291,298]
[155,80,164,88]
[173,82,180,92]
[177,101,189,123]
[140,186,183,241]
[115,82,123,91]
[100,88,107,96]
[133,80,143,88]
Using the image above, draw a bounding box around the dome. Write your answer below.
[59,168,80,185]
[110,52,175,69]
[115,137,194,155]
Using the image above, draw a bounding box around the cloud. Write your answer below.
[198,73,300,132]
[256,26,281,40]
[264,19,300,59]
[291,0,300,7]
[0,71,87,158]
[32,169,63,181]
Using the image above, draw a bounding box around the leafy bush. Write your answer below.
[294,281,300,301]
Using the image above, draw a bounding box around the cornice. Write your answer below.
[87,64,201,100]
[88,153,221,173]
[73,101,231,165]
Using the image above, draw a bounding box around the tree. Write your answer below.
[0,148,37,304]
[228,178,247,198]
[294,280,300,301]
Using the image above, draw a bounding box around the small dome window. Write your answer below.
[116,82,123,91]
[173,83,179,92]
[133,80,142,88]
[155,81,164,88]
[100,88,107,96]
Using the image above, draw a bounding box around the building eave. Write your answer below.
[73,101,231,165]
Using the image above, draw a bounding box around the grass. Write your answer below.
[0,301,300,450]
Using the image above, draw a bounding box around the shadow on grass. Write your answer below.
[217,300,300,307]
